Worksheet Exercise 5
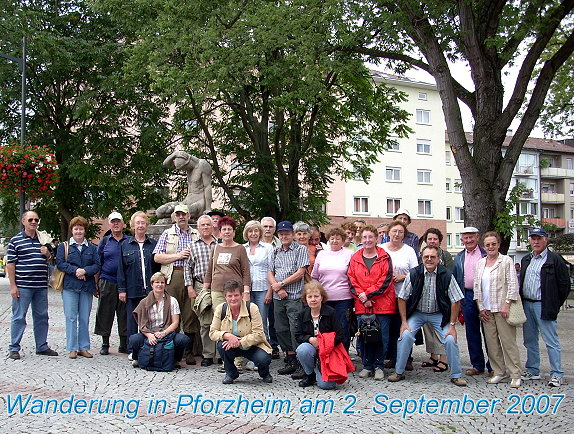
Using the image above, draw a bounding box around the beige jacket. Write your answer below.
[209,300,271,354]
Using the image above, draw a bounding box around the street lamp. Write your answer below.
[1,36,27,226]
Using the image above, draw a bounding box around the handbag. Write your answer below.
[506,297,527,327]
[50,242,68,291]
[359,310,381,344]
[137,332,176,372]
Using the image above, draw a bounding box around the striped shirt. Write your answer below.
[270,241,309,300]
[149,296,181,330]
[184,236,217,286]
[153,225,197,267]
[244,241,273,292]
[522,248,548,301]
[399,269,463,313]
[6,231,50,289]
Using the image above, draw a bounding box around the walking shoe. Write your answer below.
[374,368,385,381]
[36,348,58,356]
[118,346,128,354]
[77,350,93,358]
[548,376,563,387]
[291,365,305,380]
[68,351,78,359]
[405,360,414,371]
[387,372,406,382]
[486,375,509,384]
[384,360,394,369]
[100,345,109,356]
[299,372,316,387]
[450,377,467,387]
[271,347,280,360]
[521,371,541,381]
[261,374,273,383]
[465,368,484,376]
[277,357,297,375]
[9,351,21,360]
[217,365,226,373]
[132,360,139,368]
[201,358,213,367]
[128,353,133,361]
[510,378,522,388]
[185,354,196,365]
[222,372,240,384]
[244,361,257,371]
[358,369,373,378]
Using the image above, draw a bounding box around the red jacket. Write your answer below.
[318,332,355,384]
[347,246,396,315]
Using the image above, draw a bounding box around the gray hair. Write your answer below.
[260,216,276,226]
[197,214,214,225]
[293,221,312,234]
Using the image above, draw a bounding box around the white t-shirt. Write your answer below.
[381,243,418,296]
[481,265,492,311]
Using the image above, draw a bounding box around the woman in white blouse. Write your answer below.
[473,231,521,388]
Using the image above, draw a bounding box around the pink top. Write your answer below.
[463,245,482,289]
[311,247,354,301]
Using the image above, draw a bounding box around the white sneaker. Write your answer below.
[374,368,385,381]
[358,369,373,378]
[510,378,521,388]
[128,353,133,361]
[548,376,563,387]
[521,371,541,380]
[245,361,257,371]
[132,360,138,368]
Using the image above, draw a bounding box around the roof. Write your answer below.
[446,132,574,155]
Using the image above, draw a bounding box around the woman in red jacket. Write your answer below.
[347,225,395,380]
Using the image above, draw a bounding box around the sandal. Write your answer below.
[433,361,449,373]
[421,357,438,368]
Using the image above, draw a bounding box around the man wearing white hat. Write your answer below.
[95,211,128,355]
[153,203,199,364]
[452,226,490,376]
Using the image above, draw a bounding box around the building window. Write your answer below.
[389,142,400,151]
[353,197,369,214]
[567,158,573,170]
[386,167,401,182]
[418,92,427,101]
[570,183,574,196]
[454,179,463,193]
[386,198,401,214]
[446,206,452,221]
[445,150,452,165]
[416,109,431,124]
[542,208,556,219]
[416,139,431,154]
[418,200,432,216]
[455,207,464,222]
[571,209,574,220]
[417,169,432,184]
[455,234,463,247]
[542,183,557,193]
[447,233,452,247]
[446,178,451,192]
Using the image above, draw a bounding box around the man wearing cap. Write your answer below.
[153,203,200,364]
[453,226,490,376]
[520,228,570,387]
[94,212,129,355]
[267,220,310,374]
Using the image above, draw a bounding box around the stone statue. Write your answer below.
[155,151,213,222]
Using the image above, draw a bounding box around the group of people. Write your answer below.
[5,206,570,389]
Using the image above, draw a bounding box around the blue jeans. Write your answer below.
[462,289,488,371]
[129,332,190,362]
[396,311,462,378]
[250,291,269,341]
[326,299,354,351]
[358,313,391,371]
[62,289,94,351]
[523,301,563,377]
[10,286,50,352]
[296,342,336,389]
[217,342,271,378]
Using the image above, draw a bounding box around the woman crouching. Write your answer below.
[295,282,354,389]
[130,272,190,367]
[209,280,273,384]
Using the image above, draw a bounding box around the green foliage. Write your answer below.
[494,183,540,241]
[100,0,411,224]
[0,0,172,238]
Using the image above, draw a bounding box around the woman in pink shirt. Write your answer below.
[311,227,354,350]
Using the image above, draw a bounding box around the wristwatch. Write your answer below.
[280,281,285,287]
[449,322,456,326]
[505,299,511,304]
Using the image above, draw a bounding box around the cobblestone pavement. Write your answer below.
[0,280,572,433]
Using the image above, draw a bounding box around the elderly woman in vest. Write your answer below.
[209,280,272,384]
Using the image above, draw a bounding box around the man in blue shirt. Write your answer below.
[6,210,58,359]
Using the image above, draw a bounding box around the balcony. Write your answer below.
[541,192,565,203]
[542,218,566,228]
[540,167,574,178]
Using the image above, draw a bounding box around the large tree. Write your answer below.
[341,0,574,245]
[101,0,411,223]
[0,0,171,238]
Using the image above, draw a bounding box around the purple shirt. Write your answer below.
[463,245,482,289]
[311,247,353,301]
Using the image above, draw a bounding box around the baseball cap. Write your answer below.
[108,211,123,222]
[460,226,479,234]
[277,220,294,232]
[173,204,189,214]
[529,228,548,237]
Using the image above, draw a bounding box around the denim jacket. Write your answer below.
[56,241,100,293]
[117,236,158,298]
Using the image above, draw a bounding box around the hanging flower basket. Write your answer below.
[0,141,59,199]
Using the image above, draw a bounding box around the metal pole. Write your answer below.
[20,36,26,223]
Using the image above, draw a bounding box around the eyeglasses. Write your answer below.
[27,218,40,223]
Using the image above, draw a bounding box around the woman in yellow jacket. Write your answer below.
[209,279,272,384]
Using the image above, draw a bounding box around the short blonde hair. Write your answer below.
[243,220,264,242]
[302,281,328,302]
[150,272,166,284]
[129,211,149,234]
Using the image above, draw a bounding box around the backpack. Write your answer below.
[359,312,381,344]
[220,301,252,321]
[137,332,176,372]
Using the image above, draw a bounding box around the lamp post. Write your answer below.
[0,36,27,227]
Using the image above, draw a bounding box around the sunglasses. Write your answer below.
[27,218,40,223]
